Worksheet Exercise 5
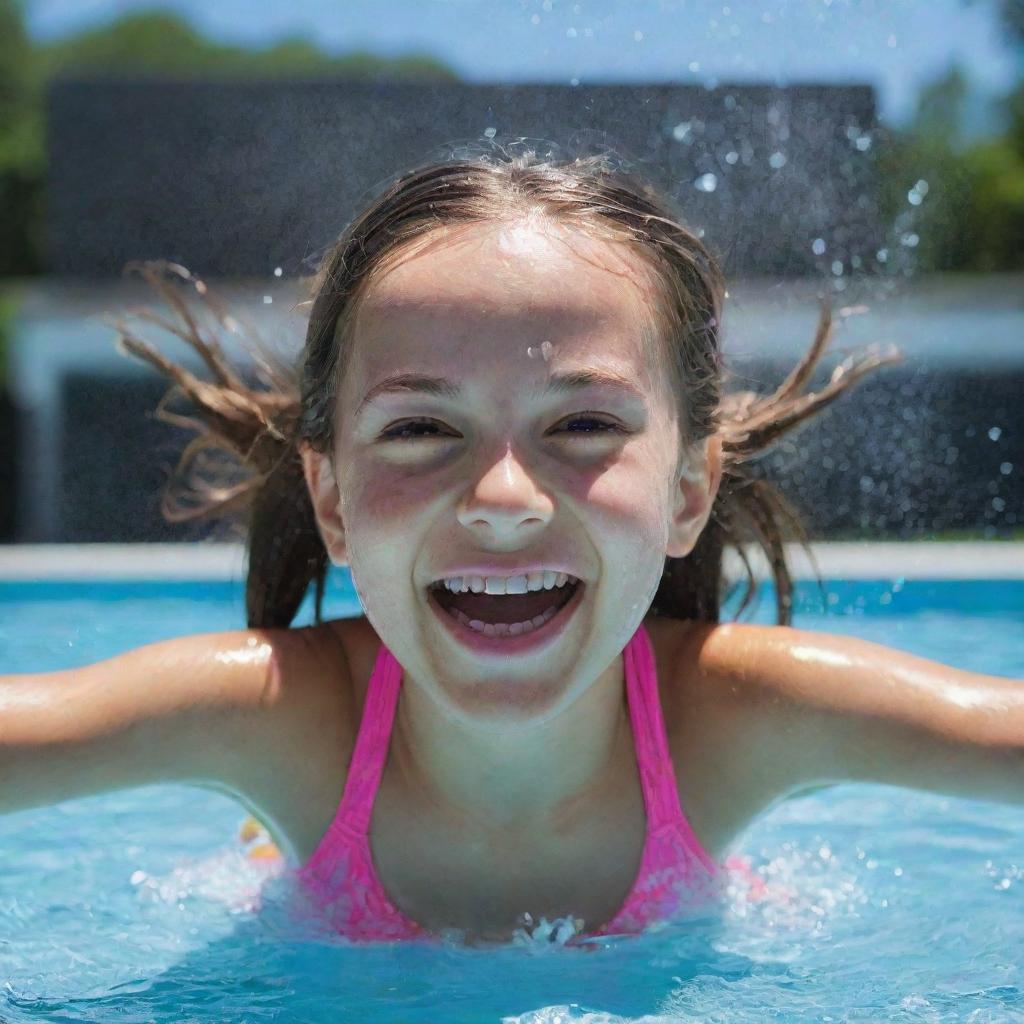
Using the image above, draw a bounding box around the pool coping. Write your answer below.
[0,542,1021,581]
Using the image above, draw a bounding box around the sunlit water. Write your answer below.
[1,575,1023,1022]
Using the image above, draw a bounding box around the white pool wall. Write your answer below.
[0,542,1021,581]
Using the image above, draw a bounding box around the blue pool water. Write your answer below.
[1,575,1023,1022]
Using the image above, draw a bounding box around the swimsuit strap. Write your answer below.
[333,639,402,835]
[625,623,688,832]
[334,623,681,836]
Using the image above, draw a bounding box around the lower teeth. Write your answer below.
[450,602,562,637]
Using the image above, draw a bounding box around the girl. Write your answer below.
[4,149,1022,945]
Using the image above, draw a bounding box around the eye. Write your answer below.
[556,415,627,436]
[379,419,456,441]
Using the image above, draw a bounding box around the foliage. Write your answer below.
[877,68,1024,273]
[34,11,457,82]
[0,0,45,275]
[0,289,17,387]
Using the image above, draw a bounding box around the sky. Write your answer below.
[24,0,1022,129]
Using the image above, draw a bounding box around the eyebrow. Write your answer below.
[355,369,647,416]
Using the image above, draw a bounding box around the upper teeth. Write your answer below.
[439,571,576,594]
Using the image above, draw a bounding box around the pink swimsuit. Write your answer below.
[296,623,719,941]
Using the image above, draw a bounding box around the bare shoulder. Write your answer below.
[643,618,811,859]
[321,614,383,709]
[641,617,759,720]
[0,624,354,831]
[83,622,362,862]
[650,619,843,711]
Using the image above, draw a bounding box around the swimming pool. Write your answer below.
[1,546,1023,1022]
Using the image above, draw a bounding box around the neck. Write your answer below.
[390,651,631,832]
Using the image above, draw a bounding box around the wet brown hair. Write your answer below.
[111,149,899,629]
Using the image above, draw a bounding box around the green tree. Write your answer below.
[36,11,456,81]
[0,0,46,275]
[878,61,1024,272]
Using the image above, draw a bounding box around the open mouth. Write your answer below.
[427,576,582,639]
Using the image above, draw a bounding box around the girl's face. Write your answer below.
[305,216,718,723]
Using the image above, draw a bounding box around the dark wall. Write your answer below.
[52,365,1021,543]
[58,374,215,543]
[751,365,1021,539]
[0,393,18,541]
[45,78,878,279]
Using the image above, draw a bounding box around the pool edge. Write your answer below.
[0,542,1021,581]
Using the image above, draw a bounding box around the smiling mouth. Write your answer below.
[428,580,582,637]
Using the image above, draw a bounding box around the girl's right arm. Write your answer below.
[0,629,308,817]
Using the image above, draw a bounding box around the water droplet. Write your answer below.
[695,173,718,192]
[725,150,739,164]
[900,232,919,247]
[569,76,580,86]
[484,126,497,139]
[672,121,693,142]
[855,135,872,151]
[1000,462,1013,475]
[633,29,644,41]
[530,12,540,24]
[566,26,577,38]
[273,266,282,277]
[769,151,787,169]
[812,238,826,256]
[876,248,889,262]
[262,295,273,304]
[688,60,700,72]
[988,426,1002,441]
[831,260,844,276]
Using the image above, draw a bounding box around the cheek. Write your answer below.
[580,454,670,541]
[342,460,440,530]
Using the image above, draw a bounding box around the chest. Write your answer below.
[367,769,649,936]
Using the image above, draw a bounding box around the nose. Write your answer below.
[456,444,554,538]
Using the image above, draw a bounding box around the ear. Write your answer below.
[666,433,722,560]
[299,443,348,567]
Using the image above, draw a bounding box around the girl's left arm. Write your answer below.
[696,623,1024,817]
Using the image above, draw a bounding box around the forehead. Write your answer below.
[345,219,668,390]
